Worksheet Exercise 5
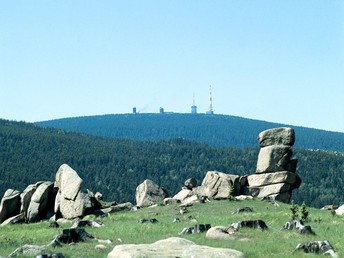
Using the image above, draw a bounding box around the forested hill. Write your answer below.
[36,113,344,152]
[1,118,344,208]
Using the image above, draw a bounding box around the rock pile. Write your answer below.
[244,127,301,202]
[294,240,337,257]
[282,220,315,235]
[169,172,245,206]
[168,128,301,205]
[0,164,100,225]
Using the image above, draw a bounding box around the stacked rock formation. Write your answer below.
[245,127,301,202]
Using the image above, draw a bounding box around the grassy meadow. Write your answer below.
[0,199,343,258]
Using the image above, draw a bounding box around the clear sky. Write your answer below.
[1,1,343,132]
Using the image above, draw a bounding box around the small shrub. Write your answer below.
[289,201,310,223]
[299,202,309,223]
[289,200,299,220]
[228,185,234,201]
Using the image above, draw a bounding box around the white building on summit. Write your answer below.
[191,94,197,114]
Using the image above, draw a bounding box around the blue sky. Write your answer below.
[1,1,343,132]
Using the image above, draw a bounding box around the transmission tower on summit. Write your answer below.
[206,85,214,115]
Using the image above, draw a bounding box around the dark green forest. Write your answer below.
[1,119,344,208]
[37,113,344,152]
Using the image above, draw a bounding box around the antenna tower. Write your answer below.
[206,85,214,114]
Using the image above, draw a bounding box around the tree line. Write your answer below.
[37,113,344,152]
[1,119,343,208]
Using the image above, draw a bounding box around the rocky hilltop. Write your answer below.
[0,127,343,257]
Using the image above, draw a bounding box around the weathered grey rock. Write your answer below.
[335,204,344,215]
[95,244,107,251]
[180,224,211,234]
[196,171,241,199]
[282,219,303,230]
[55,164,83,201]
[173,189,199,205]
[107,237,245,258]
[294,240,337,257]
[234,195,253,201]
[135,179,168,207]
[8,244,50,257]
[243,186,259,197]
[20,182,43,217]
[94,244,107,251]
[49,228,95,246]
[267,192,292,203]
[232,207,253,214]
[1,212,25,226]
[173,189,193,202]
[282,220,315,235]
[71,219,103,228]
[55,164,93,219]
[245,180,299,202]
[0,189,21,224]
[59,191,92,219]
[27,181,54,223]
[184,178,197,190]
[256,145,292,173]
[247,171,297,187]
[95,192,103,200]
[181,194,199,205]
[230,220,268,231]
[163,197,180,205]
[258,127,295,147]
[54,191,61,215]
[320,205,338,211]
[244,183,291,198]
[206,226,236,240]
[100,202,133,214]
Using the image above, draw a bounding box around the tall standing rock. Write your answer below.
[55,164,83,201]
[54,164,92,219]
[135,179,168,207]
[26,181,55,223]
[0,189,21,224]
[20,182,43,221]
[246,127,301,203]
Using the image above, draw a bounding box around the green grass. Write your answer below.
[0,199,343,257]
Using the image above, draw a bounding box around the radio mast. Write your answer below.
[206,85,214,114]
